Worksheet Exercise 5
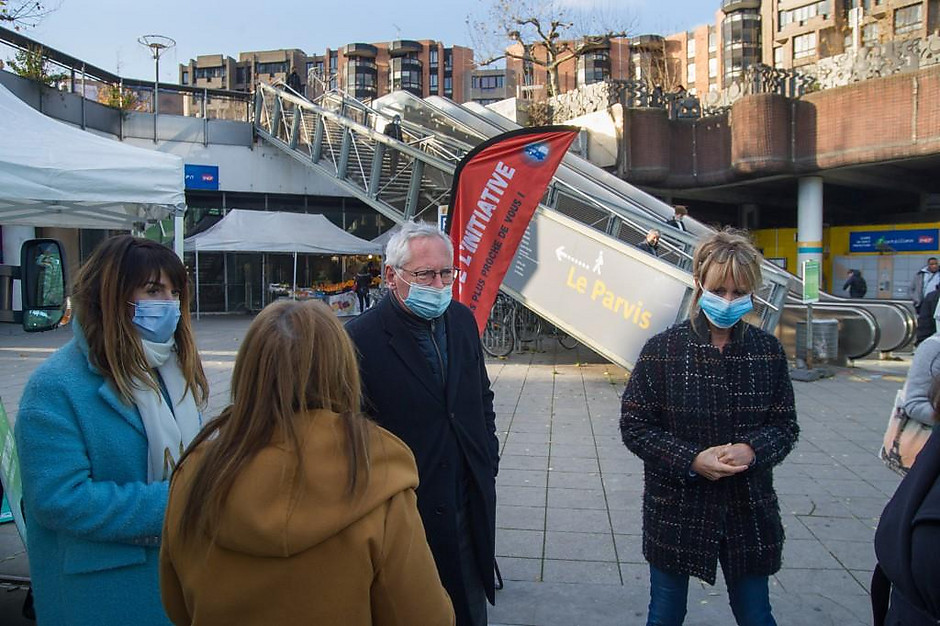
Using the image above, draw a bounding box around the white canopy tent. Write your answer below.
[0,82,186,254]
[183,209,381,315]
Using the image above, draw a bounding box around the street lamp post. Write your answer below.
[138,35,175,140]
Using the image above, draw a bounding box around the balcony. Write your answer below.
[342,43,378,58]
[389,40,424,57]
[629,34,665,51]
[721,0,761,13]
[389,57,423,73]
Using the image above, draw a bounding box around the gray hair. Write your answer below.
[384,221,453,268]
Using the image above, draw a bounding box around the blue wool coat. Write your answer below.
[15,327,171,626]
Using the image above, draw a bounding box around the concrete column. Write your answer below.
[797,176,824,279]
[2,225,36,310]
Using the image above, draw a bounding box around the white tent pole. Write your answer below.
[195,249,201,320]
[292,252,298,300]
[223,253,229,312]
[174,213,184,259]
[262,254,266,308]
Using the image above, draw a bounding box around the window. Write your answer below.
[235,66,250,84]
[477,75,504,89]
[430,72,439,91]
[687,62,696,84]
[443,76,452,93]
[779,1,831,29]
[708,28,717,52]
[576,49,610,85]
[194,66,224,80]
[793,32,817,59]
[181,71,189,85]
[708,57,718,78]
[444,50,453,71]
[894,4,923,35]
[687,37,696,57]
[774,46,785,68]
[863,23,880,45]
[429,49,439,65]
[256,61,288,76]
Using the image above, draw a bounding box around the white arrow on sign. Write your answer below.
[554,246,591,271]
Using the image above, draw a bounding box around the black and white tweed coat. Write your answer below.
[620,314,799,585]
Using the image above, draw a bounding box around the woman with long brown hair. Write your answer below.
[160,300,453,625]
[15,235,208,625]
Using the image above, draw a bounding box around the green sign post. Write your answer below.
[802,260,820,303]
[802,260,821,370]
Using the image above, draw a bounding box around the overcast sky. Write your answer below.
[11,0,719,82]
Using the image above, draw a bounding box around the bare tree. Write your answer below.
[468,0,633,98]
[0,0,58,30]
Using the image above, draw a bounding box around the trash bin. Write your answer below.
[795,319,840,363]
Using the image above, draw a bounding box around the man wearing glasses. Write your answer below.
[346,220,498,626]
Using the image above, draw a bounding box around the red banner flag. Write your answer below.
[448,126,579,334]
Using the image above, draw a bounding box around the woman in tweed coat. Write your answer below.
[621,229,799,626]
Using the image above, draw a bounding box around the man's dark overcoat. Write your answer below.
[345,294,498,622]
[620,315,799,585]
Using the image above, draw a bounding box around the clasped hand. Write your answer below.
[691,443,755,481]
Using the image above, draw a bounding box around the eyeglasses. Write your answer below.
[396,266,459,286]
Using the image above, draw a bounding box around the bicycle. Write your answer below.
[481,293,516,357]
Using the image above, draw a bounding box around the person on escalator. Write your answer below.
[383,115,404,172]
[842,269,867,299]
[286,66,303,96]
[637,229,663,257]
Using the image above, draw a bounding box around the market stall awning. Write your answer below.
[0,82,185,229]
[184,209,381,255]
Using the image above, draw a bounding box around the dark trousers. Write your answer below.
[456,502,487,626]
[647,564,776,626]
[356,290,370,313]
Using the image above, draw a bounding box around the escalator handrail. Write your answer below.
[784,297,882,359]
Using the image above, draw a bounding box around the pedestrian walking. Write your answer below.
[842,269,867,299]
[911,258,940,314]
[621,228,799,626]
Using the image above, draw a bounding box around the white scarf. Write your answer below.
[131,338,201,483]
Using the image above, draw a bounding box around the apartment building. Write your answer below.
[179,41,472,114]
[766,0,938,71]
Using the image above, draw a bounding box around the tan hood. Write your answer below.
[185,410,419,558]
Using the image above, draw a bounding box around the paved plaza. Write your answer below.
[0,317,908,625]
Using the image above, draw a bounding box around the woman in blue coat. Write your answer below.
[15,235,208,625]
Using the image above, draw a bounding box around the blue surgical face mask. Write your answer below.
[698,289,752,329]
[131,300,181,343]
[397,272,452,320]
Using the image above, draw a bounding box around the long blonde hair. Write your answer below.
[71,235,208,406]
[689,228,763,317]
[176,300,371,541]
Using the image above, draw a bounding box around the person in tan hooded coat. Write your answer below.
[159,300,453,626]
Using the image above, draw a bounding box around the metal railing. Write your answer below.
[253,82,792,336]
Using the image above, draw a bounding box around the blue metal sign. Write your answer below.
[184,164,219,190]
[849,229,939,253]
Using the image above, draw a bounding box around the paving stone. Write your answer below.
[497,505,546,531]
[546,487,608,510]
[542,559,621,585]
[545,508,612,533]
[544,531,617,562]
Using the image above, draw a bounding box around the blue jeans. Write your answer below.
[647,565,777,626]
